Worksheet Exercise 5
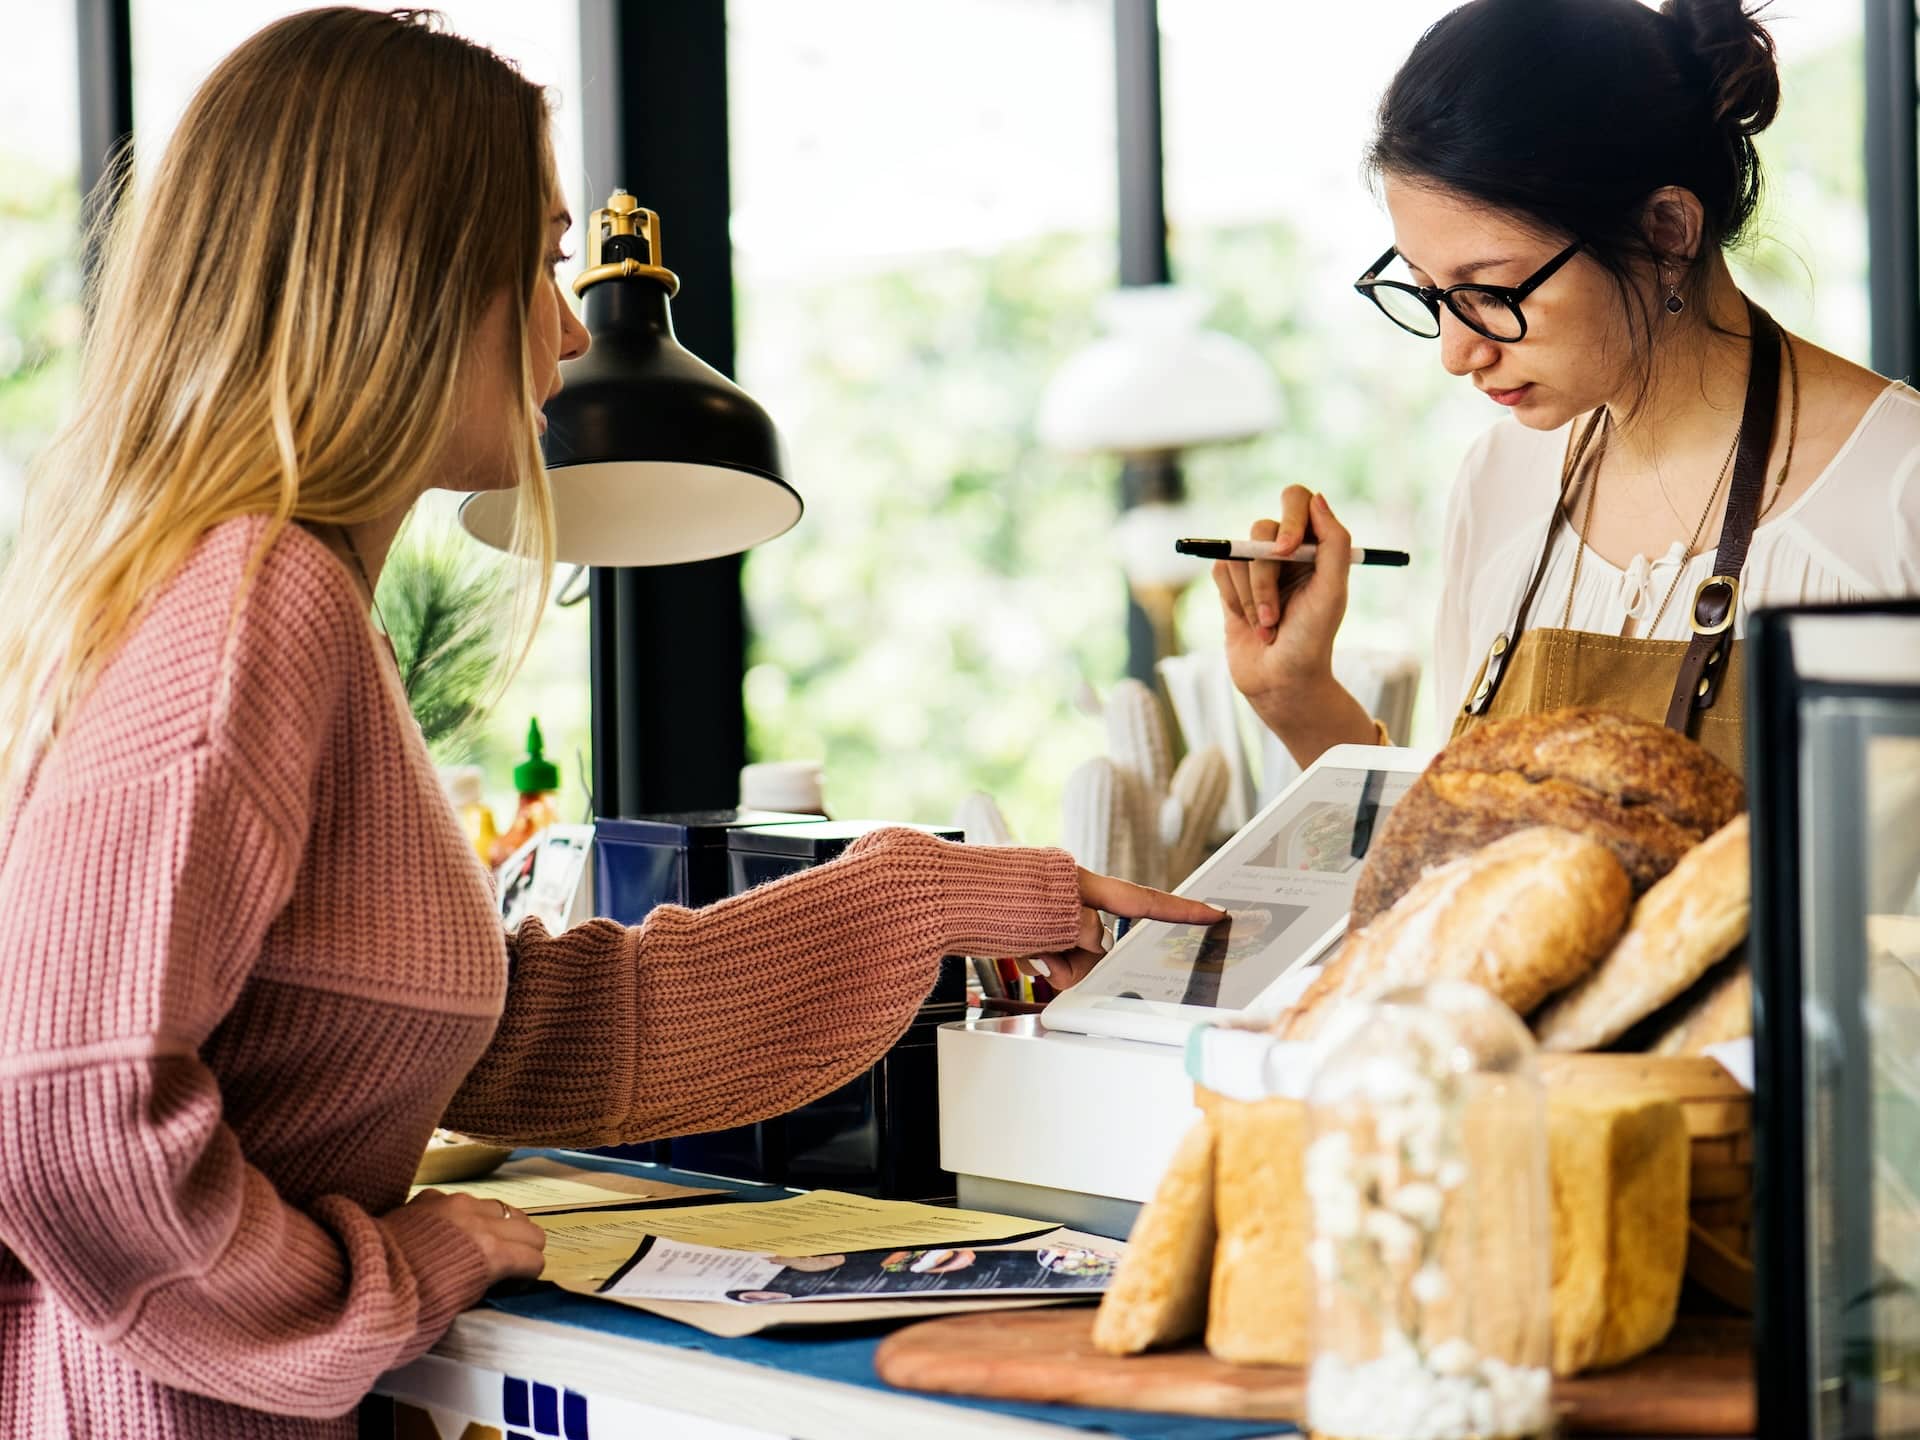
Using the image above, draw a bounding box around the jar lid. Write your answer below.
[740,759,825,815]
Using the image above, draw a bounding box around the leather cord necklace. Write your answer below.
[1559,416,1741,635]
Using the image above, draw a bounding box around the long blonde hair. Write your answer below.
[0,7,557,793]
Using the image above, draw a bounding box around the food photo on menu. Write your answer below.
[598,1236,1121,1306]
[1153,903,1310,1009]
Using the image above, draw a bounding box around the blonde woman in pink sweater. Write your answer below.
[0,11,1218,1437]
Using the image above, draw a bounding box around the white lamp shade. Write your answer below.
[460,460,803,568]
[1112,500,1215,589]
[1038,285,1281,454]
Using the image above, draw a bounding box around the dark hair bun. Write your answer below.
[1662,0,1781,140]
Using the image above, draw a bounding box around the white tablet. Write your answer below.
[1040,743,1431,1047]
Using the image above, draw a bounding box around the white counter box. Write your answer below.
[936,1014,1198,1236]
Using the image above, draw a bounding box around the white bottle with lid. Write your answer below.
[739,760,827,817]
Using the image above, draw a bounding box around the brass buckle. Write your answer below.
[1465,633,1510,715]
[1690,575,1738,637]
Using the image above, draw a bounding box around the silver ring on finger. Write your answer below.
[1101,922,1117,952]
[498,1201,512,1221]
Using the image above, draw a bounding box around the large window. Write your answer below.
[1159,0,1871,742]
[127,2,595,817]
[731,0,1123,841]
[0,6,82,551]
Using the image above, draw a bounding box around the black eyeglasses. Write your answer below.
[1354,239,1582,342]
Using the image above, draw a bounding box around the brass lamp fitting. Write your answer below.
[573,189,681,299]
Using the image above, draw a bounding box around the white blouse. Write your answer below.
[1433,381,1920,735]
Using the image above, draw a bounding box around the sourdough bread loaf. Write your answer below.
[1534,815,1750,1052]
[1279,825,1631,1043]
[1352,709,1744,930]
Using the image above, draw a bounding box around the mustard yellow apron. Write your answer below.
[1452,626,1745,772]
[1448,299,1784,777]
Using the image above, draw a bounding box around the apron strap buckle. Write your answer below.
[1465,633,1510,715]
[1690,575,1739,637]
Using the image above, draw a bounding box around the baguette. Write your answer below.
[1535,815,1749,1052]
[1649,959,1752,1056]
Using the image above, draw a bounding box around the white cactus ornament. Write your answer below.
[1062,679,1230,890]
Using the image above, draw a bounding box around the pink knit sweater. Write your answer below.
[0,516,1082,1439]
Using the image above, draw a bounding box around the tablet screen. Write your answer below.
[1068,761,1418,1013]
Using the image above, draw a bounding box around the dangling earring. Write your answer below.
[1665,276,1686,316]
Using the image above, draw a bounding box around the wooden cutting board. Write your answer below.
[875,1310,1754,1435]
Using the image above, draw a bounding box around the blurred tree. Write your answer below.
[0,153,83,548]
[740,231,1123,842]
[738,34,1865,837]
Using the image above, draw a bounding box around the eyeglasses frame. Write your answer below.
[1354,238,1584,342]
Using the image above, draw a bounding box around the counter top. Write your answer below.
[371,1150,1288,1440]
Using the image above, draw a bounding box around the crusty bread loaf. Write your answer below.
[1091,1117,1216,1355]
[1279,826,1631,1042]
[1202,1095,1311,1366]
[1352,709,1744,929]
[1545,1090,1690,1374]
[1534,815,1750,1052]
[1650,959,1752,1056]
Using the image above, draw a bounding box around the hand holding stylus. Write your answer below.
[1211,487,1381,763]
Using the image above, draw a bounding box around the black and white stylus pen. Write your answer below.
[1174,538,1411,566]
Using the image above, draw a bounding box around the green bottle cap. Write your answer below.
[512,717,560,794]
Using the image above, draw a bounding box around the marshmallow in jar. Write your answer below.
[1304,981,1553,1440]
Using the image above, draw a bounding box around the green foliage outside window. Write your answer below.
[737,32,1865,848]
[739,233,1125,843]
[0,28,1872,845]
[0,153,82,552]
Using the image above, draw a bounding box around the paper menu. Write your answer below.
[570,1227,1121,1338]
[532,1190,1051,1289]
[600,1231,1119,1306]
[408,1156,719,1215]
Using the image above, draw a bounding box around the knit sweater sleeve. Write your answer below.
[0,527,493,1420]
[0,749,491,1419]
[444,828,1082,1148]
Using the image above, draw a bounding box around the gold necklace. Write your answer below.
[1561,330,1798,634]
[1559,414,1739,632]
[1644,427,1738,633]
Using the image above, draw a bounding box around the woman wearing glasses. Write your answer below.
[1217,0,1918,772]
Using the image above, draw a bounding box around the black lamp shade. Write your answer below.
[461,213,800,567]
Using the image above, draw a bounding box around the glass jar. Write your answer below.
[1304,981,1552,1440]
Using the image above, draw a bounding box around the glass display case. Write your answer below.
[1751,601,1920,1439]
